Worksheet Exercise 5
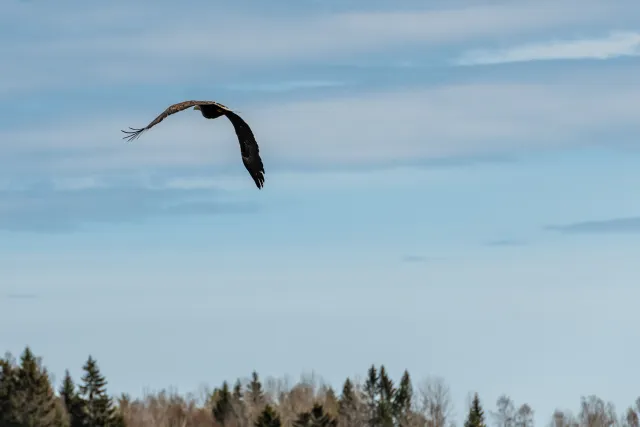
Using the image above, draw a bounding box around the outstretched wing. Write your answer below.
[121,100,232,142]
[223,111,265,189]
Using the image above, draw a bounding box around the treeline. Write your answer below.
[1,346,639,427]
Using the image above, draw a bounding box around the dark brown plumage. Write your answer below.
[121,100,265,189]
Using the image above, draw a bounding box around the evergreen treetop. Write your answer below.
[466,393,488,427]
[254,404,281,427]
[292,403,337,427]
[247,370,265,405]
[213,380,234,426]
[78,355,118,427]
[12,346,58,427]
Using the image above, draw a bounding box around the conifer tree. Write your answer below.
[12,346,58,427]
[293,403,338,427]
[110,410,127,427]
[231,378,247,426]
[254,404,282,427]
[233,379,244,401]
[246,371,265,406]
[0,354,20,427]
[465,394,488,427]
[363,365,379,425]
[339,378,359,427]
[377,366,395,427]
[59,370,85,427]
[246,371,266,422]
[213,381,234,426]
[394,370,414,427]
[78,355,118,427]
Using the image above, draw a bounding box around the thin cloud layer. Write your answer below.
[456,31,640,65]
[3,77,640,178]
[0,183,259,233]
[1,0,633,94]
[2,0,639,235]
[546,217,640,234]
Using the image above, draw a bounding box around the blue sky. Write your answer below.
[1,0,640,424]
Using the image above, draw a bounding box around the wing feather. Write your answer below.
[223,111,266,189]
[121,100,232,142]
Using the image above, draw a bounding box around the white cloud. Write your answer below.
[0,0,631,94]
[3,76,640,177]
[456,31,640,65]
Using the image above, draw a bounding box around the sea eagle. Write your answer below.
[121,100,265,189]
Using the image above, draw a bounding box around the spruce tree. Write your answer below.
[377,366,395,427]
[465,394,487,427]
[0,354,20,427]
[394,370,413,427]
[254,404,282,427]
[110,410,127,427]
[246,371,266,421]
[363,365,379,425]
[59,370,85,427]
[12,346,58,427]
[78,355,118,427]
[213,381,234,426]
[246,371,265,406]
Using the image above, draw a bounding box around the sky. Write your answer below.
[1,0,640,424]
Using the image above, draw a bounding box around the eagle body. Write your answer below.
[122,100,265,189]
[195,104,225,120]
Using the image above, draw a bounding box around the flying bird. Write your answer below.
[121,100,265,189]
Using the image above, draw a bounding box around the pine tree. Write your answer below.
[465,394,487,427]
[78,355,118,427]
[254,404,282,427]
[394,370,413,427]
[213,381,234,426]
[59,370,85,427]
[11,346,59,427]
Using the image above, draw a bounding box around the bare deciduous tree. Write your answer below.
[579,396,617,427]
[491,395,516,427]
[622,407,639,427]
[418,377,454,427]
[515,404,534,427]
[549,410,579,427]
